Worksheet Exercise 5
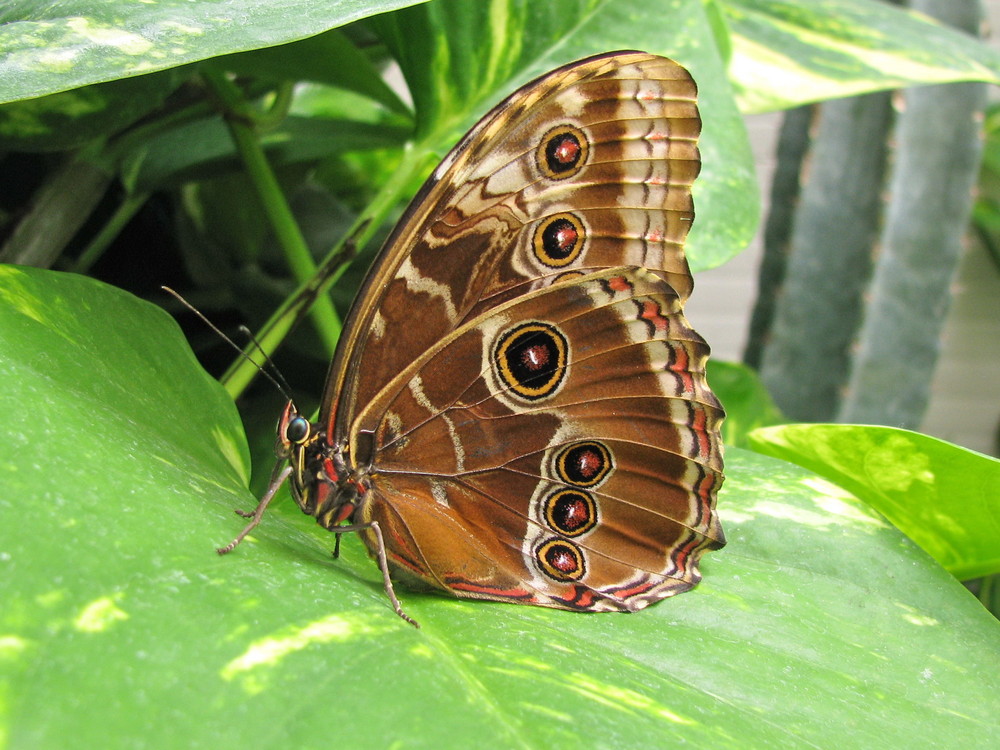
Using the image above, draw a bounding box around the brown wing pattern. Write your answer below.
[352,268,724,611]
[326,52,701,440]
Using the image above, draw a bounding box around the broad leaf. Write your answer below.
[0,0,430,103]
[1,267,997,748]
[749,423,1000,580]
[218,28,411,115]
[0,71,180,151]
[707,360,785,447]
[129,116,411,192]
[721,0,1000,112]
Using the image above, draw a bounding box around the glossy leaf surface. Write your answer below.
[750,423,1000,580]
[2,267,997,748]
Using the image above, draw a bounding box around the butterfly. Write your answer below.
[218,51,726,627]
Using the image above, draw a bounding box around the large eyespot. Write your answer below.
[285,416,311,445]
[555,441,614,487]
[536,539,586,581]
[532,213,586,268]
[537,125,589,180]
[494,322,568,401]
[543,490,598,537]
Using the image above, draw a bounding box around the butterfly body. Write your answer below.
[222,51,726,626]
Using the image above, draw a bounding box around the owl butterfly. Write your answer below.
[219,51,726,627]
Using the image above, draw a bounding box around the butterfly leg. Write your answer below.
[333,520,419,629]
[216,464,293,555]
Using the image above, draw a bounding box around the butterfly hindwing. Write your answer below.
[351,268,724,611]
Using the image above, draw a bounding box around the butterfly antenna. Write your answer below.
[237,323,295,397]
[161,286,294,403]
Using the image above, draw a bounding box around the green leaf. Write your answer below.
[2,267,998,748]
[128,115,411,191]
[0,70,179,151]
[0,265,248,484]
[372,0,759,271]
[0,0,431,104]
[219,28,411,116]
[722,0,1000,112]
[707,360,785,447]
[748,423,1000,580]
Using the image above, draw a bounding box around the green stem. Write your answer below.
[0,157,111,267]
[200,67,341,360]
[105,78,280,168]
[70,192,150,274]
[255,81,294,131]
[219,144,436,399]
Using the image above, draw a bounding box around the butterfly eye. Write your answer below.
[285,416,311,444]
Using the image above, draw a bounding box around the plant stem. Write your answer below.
[219,143,437,400]
[200,66,341,361]
[70,192,150,274]
[0,157,111,267]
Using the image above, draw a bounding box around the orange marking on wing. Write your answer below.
[446,580,536,601]
[389,550,426,576]
[386,527,425,575]
[693,466,718,517]
[568,587,598,609]
[613,580,656,599]
[639,300,669,334]
[607,275,632,293]
[667,345,695,394]
[672,534,702,569]
[690,407,710,458]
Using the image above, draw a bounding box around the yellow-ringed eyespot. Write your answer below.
[536,538,586,581]
[543,489,598,537]
[555,441,614,487]
[494,322,568,401]
[532,213,586,268]
[537,125,589,180]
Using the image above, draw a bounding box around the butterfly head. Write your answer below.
[275,400,361,529]
[275,400,314,460]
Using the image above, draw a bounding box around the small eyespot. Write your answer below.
[555,442,614,488]
[536,538,586,582]
[536,125,589,180]
[543,489,598,537]
[533,214,586,268]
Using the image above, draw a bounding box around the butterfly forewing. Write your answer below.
[323,52,702,438]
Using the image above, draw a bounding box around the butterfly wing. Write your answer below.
[323,52,701,443]
[313,51,722,611]
[350,268,724,611]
